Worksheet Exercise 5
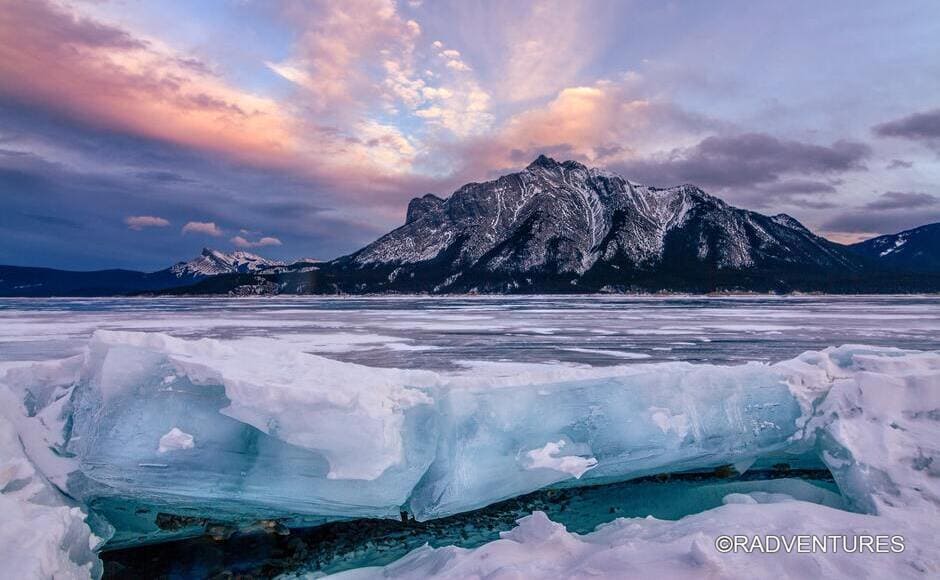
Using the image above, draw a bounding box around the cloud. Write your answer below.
[873,108,940,147]
[270,0,422,114]
[125,215,170,230]
[822,210,940,235]
[886,159,913,170]
[182,221,222,236]
[445,59,472,72]
[499,1,600,102]
[0,0,296,166]
[448,81,709,173]
[231,235,283,248]
[617,133,871,191]
[761,180,838,195]
[823,191,940,235]
[863,191,940,211]
[133,170,194,183]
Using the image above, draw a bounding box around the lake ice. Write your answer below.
[0,296,938,578]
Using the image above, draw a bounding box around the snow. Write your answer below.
[879,234,908,256]
[328,500,931,579]
[158,427,195,453]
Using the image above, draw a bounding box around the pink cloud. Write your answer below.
[0,0,296,167]
[124,215,170,230]
[231,235,282,248]
[182,221,223,236]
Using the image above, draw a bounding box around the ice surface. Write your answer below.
[783,347,940,516]
[2,320,939,578]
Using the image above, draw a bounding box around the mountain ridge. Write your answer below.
[2,157,938,296]
[321,155,870,293]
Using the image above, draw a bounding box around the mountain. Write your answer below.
[848,223,940,273]
[0,266,180,297]
[169,248,284,279]
[165,156,940,295]
[3,159,939,296]
[0,249,283,297]
[308,156,870,293]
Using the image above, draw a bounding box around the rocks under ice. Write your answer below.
[1,330,939,577]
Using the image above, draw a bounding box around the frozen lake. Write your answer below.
[2,295,939,369]
[3,295,938,579]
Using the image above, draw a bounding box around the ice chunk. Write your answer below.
[6,332,940,558]
[158,427,194,454]
[782,346,940,516]
[0,384,102,579]
[409,359,804,519]
[59,330,441,535]
[339,344,940,579]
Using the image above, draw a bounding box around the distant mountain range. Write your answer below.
[2,156,938,296]
[847,223,940,273]
[0,248,287,297]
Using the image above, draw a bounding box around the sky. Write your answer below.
[1,0,939,271]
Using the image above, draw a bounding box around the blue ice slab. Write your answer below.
[409,362,803,519]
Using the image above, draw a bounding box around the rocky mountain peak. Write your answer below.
[526,154,560,170]
[406,194,445,224]
[171,248,284,278]
[338,157,865,293]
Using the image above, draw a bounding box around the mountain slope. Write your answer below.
[322,156,868,293]
[848,223,940,273]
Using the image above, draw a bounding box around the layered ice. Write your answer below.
[2,330,939,578]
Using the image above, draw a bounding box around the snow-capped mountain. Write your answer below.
[849,222,940,273]
[169,248,285,279]
[326,155,867,292]
[3,158,939,296]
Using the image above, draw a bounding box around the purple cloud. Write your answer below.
[886,159,913,170]
[863,191,940,211]
[617,133,871,191]
[873,108,940,144]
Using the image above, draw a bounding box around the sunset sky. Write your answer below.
[1,0,939,270]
